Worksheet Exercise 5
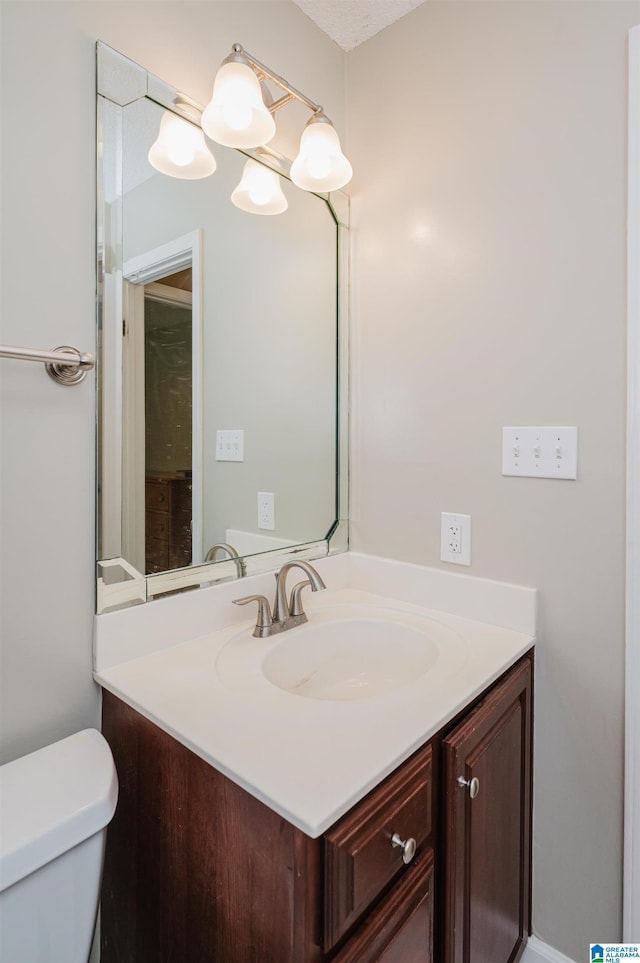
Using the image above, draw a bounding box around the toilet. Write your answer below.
[0,728,118,963]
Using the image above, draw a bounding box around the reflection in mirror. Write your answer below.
[121,230,201,576]
[129,273,194,574]
[97,44,348,612]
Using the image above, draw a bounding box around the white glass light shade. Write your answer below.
[148,112,216,179]
[201,61,276,148]
[290,117,352,192]
[231,160,288,215]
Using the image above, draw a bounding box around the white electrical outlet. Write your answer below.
[257,492,275,531]
[215,429,244,462]
[441,513,471,566]
[447,522,461,554]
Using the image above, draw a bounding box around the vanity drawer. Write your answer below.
[331,851,434,963]
[323,743,433,950]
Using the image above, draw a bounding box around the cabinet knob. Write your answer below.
[457,775,480,799]
[391,832,417,865]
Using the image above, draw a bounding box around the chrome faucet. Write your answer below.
[233,561,326,638]
[205,542,246,577]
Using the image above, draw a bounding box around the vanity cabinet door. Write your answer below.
[331,851,434,963]
[442,656,532,963]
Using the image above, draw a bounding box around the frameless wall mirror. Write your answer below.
[96,43,348,613]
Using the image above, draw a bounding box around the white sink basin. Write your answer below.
[216,604,468,701]
[262,619,437,700]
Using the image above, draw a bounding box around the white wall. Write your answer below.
[0,0,345,764]
[346,1,638,956]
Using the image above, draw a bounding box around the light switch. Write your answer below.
[216,429,244,462]
[502,427,577,479]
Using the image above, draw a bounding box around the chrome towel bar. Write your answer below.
[0,344,95,386]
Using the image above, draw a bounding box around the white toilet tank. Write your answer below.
[0,728,118,963]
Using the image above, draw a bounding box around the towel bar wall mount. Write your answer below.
[0,344,95,386]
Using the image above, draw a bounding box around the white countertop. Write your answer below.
[95,554,535,838]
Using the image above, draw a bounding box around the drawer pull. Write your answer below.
[457,775,480,799]
[391,832,417,865]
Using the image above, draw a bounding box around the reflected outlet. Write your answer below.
[258,492,275,531]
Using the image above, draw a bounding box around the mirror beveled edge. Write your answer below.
[95,42,349,614]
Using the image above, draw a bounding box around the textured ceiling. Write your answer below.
[292,0,428,52]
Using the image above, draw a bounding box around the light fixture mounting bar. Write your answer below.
[267,93,296,115]
[232,44,322,117]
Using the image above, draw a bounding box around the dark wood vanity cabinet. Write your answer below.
[441,656,532,963]
[100,652,532,963]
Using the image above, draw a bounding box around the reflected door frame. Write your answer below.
[123,230,204,569]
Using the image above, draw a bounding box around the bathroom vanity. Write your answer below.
[94,42,535,962]
[98,608,532,963]
[94,552,536,962]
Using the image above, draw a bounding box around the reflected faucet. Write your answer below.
[205,542,246,577]
[233,560,326,638]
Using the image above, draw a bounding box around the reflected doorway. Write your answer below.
[122,230,203,575]
[143,272,193,574]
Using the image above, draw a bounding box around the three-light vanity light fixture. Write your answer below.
[148,43,352,214]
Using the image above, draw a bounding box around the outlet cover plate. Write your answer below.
[258,491,275,530]
[441,512,471,566]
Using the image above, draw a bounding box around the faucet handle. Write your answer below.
[289,580,311,618]
[233,594,273,637]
